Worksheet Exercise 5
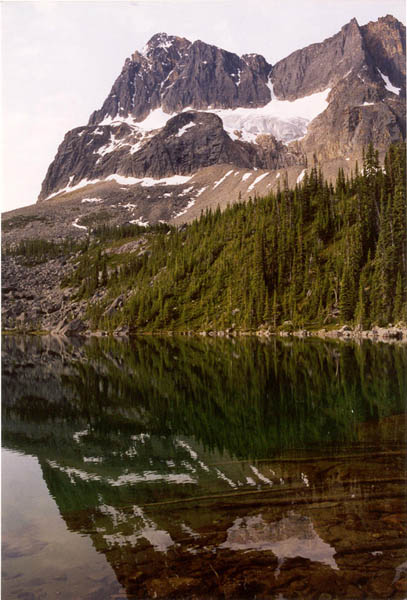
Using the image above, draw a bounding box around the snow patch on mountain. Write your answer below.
[173,198,196,219]
[248,172,269,191]
[99,107,171,131]
[72,218,87,231]
[377,69,401,95]
[297,169,307,184]
[176,122,196,137]
[130,217,149,227]
[97,89,331,145]
[45,174,193,200]
[213,88,330,143]
[213,169,234,189]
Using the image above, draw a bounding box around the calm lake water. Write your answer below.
[2,335,407,599]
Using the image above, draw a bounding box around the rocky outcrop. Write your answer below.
[38,111,304,201]
[272,15,405,100]
[302,82,405,161]
[127,111,303,176]
[361,15,406,89]
[272,18,370,100]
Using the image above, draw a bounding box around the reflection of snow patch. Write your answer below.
[250,465,273,485]
[131,433,151,443]
[214,468,237,488]
[181,461,196,473]
[73,429,89,443]
[47,460,102,484]
[99,504,127,527]
[220,512,338,571]
[109,471,196,486]
[198,460,210,472]
[102,504,176,553]
[175,439,198,460]
[393,560,407,583]
[181,523,200,539]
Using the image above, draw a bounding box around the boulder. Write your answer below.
[58,318,87,336]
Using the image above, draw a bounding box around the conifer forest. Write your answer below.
[55,143,404,333]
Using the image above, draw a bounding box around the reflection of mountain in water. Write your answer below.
[2,336,407,598]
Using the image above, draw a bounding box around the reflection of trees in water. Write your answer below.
[3,337,407,460]
[65,336,407,455]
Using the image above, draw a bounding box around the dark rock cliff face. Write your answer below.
[272,18,369,100]
[88,33,272,125]
[38,16,406,204]
[361,15,406,89]
[271,15,405,100]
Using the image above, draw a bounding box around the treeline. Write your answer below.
[2,238,85,265]
[67,143,406,331]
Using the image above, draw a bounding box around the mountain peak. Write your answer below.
[141,32,190,57]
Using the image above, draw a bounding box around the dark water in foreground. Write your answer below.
[2,335,407,600]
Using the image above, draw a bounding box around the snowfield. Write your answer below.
[97,89,331,146]
[212,88,331,143]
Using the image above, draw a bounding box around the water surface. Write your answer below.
[2,336,407,599]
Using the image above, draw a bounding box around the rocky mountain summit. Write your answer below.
[2,15,405,242]
[89,33,273,124]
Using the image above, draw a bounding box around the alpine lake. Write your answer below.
[2,335,407,600]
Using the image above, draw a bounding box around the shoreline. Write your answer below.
[3,323,407,344]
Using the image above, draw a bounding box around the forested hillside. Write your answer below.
[36,143,407,332]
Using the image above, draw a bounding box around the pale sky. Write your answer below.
[1,0,406,212]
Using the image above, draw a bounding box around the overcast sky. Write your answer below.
[2,0,406,212]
